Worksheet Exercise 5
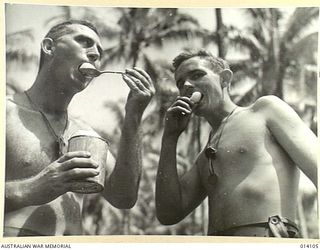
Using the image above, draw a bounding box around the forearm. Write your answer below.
[5,178,36,213]
[103,108,142,208]
[156,132,184,225]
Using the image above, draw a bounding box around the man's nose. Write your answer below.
[181,81,194,96]
[184,81,193,87]
[87,48,100,62]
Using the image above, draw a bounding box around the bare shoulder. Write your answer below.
[6,93,28,117]
[67,115,105,139]
[68,115,92,131]
[6,94,17,111]
[251,95,301,125]
[251,95,289,112]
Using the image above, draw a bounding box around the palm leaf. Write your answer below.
[282,7,319,44]
[6,29,37,62]
[288,32,318,63]
[228,27,266,60]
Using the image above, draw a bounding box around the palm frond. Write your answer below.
[150,27,209,47]
[6,29,38,62]
[173,12,200,26]
[288,32,318,63]
[230,59,260,78]
[201,32,219,47]
[228,28,266,60]
[247,8,267,20]
[282,7,319,44]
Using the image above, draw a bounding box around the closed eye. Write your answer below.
[176,79,185,90]
[75,35,103,58]
[75,35,94,48]
[189,71,205,81]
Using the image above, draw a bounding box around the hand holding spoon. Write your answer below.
[79,63,124,77]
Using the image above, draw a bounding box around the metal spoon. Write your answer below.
[79,63,124,77]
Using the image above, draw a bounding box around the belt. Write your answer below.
[212,215,300,237]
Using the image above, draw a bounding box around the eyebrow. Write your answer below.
[176,69,204,83]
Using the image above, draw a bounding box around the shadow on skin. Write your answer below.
[61,193,82,235]
[19,205,56,236]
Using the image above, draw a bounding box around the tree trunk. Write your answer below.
[215,9,226,58]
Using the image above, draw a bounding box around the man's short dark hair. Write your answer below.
[172,49,230,74]
[39,20,99,69]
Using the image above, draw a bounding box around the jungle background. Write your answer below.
[5,4,319,238]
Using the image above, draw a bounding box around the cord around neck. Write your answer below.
[24,90,69,156]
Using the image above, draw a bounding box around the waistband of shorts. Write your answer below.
[210,215,299,237]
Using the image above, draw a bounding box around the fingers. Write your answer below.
[122,74,143,92]
[58,152,100,182]
[177,96,194,106]
[169,106,191,115]
[129,67,153,87]
[57,151,91,163]
[168,96,194,115]
[57,151,98,171]
[64,168,100,181]
[123,67,154,93]
[60,157,99,171]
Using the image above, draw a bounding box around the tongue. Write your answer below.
[190,91,202,103]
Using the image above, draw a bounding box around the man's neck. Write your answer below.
[27,75,73,115]
[206,100,238,130]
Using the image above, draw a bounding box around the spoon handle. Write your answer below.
[101,70,124,75]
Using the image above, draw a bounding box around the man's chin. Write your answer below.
[192,102,206,116]
[192,106,201,116]
[71,80,91,93]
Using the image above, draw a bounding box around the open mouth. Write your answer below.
[78,62,97,78]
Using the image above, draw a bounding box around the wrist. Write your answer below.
[123,110,143,128]
[125,99,147,116]
[125,105,144,121]
[5,178,33,211]
[163,128,180,141]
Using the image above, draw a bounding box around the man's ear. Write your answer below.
[220,69,233,89]
[41,38,55,56]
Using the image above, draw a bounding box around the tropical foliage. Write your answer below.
[224,8,318,106]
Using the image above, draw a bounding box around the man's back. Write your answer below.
[195,97,300,234]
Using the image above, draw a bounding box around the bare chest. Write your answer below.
[197,111,273,185]
[6,108,77,180]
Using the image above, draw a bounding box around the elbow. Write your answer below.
[156,205,183,225]
[105,193,137,209]
[156,212,182,225]
[103,181,139,209]
[155,193,184,225]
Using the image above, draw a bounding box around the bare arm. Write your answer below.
[102,67,154,208]
[5,151,99,213]
[156,96,207,225]
[258,95,317,188]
